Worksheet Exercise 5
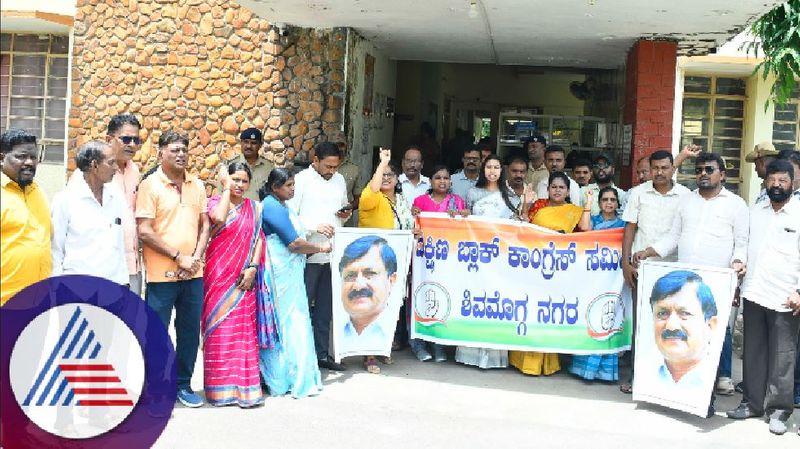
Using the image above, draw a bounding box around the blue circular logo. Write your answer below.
[1,275,176,448]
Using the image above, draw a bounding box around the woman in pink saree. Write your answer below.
[202,162,279,407]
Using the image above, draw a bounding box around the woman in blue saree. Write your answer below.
[259,168,331,398]
[568,186,625,382]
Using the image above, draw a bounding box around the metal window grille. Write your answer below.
[680,75,747,194]
[0,33,69,164]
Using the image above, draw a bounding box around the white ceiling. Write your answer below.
[238,0,781,68]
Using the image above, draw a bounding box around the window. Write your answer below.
[772,85,800,153]
[680,76,746,194]
[0,33,69,164]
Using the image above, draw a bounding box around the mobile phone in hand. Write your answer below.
[338,205,353,213]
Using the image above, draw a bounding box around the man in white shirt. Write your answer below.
[535,146,581,202]
[635,152,748,398]
[451,146,481,200]
[620,150,690,394]
[51,140,127,285]
[727,160,800,436]
[398,146,430,205]
[580,153,626,215]
[288,141,351,371]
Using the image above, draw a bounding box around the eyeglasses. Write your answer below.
[600,197,618,202]
[382,173,396,178]
[117,135,142,145]
[593,163,611,170]
[694,166,717,175]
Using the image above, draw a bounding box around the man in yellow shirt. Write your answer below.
[0,129,51,306]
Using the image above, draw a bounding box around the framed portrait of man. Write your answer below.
[633,261,737,417]
[331,228,413,362]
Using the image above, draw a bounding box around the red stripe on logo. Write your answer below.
[77,400,134,406]
[65,376,121,382]
[59,364,115,371]
[72,388,128,395]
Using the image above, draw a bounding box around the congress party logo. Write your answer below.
[1,276,176,449]
[413,281,451,325]
[585,292,626,340]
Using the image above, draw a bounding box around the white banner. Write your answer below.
[330,228,414,362]
[633,261,737,417]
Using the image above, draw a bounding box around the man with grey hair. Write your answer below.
[51,140,127,284]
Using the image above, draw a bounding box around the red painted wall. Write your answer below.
[621,40,677,188]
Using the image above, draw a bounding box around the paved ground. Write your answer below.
[152,349,798,449]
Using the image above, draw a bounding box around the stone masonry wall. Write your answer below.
[68,0,346,192]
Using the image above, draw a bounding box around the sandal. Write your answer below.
[364,356,380,374]
[378,355,394,365]
[619,382,633,394]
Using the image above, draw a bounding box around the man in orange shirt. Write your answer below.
[0,129,51,306]
[136,131,210,407]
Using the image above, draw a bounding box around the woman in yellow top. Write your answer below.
[357,148,414,373]
[510,171,593,376]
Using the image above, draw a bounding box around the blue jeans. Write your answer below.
[718,326,733,378]
[146,278,203,390]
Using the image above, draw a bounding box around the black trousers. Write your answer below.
[741,299,800,419]
[305,263,332,361]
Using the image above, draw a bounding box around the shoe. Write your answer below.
[176,388,204,408]
[768,417,788,435]
[715,377,735,396]
[318,357,347,371]
[433,344,447,362]
[726,403,763,420]
[410,340,432,362]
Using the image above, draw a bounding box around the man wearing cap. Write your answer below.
[580,153,627,215]
[524,135,549,188]
[745,142,779,203]
[223,128,274,201]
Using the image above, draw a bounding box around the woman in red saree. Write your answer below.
[202,162,279,407]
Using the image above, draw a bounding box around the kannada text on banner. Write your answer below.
[411,213,632,354]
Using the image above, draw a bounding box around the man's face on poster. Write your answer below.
[341,245,397,327]
[652,282,717,368]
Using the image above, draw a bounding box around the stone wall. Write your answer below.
[68,0,346,191]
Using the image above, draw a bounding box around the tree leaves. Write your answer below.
[750,0,800,109]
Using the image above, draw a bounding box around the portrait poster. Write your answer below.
[633,261,737,417]
[331,228,414,362]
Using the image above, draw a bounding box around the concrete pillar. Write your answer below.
[621,40,678,188]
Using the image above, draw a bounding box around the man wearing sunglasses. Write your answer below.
[105,114,144,295]
[634,151,748,409]
[580,153,627,216]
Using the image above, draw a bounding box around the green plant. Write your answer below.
[747,0,800,108]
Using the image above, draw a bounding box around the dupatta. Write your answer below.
[202,197,279,349]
